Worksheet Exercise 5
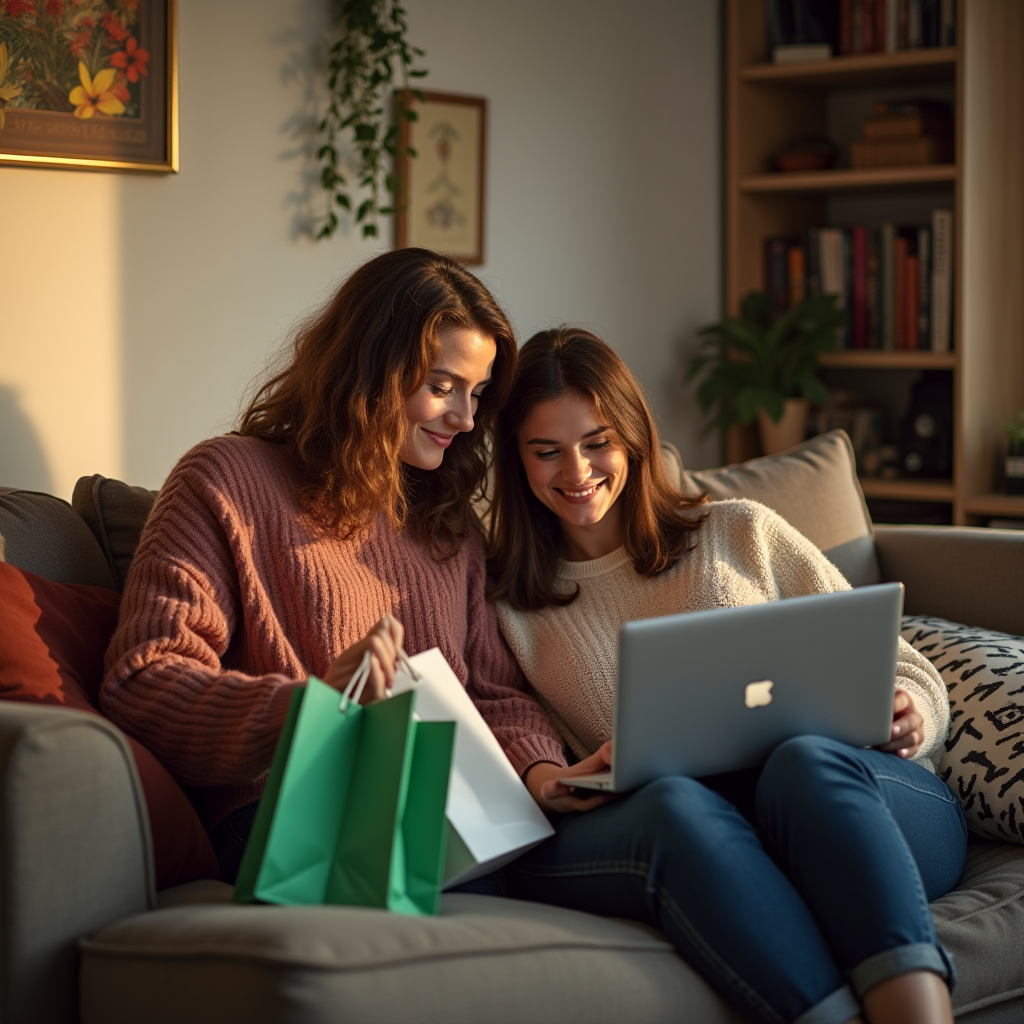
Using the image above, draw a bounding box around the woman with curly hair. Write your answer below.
[102,248,565,882]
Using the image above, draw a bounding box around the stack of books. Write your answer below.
[838,0,956,54]
[764,209,953,351]
[850,99,953,169]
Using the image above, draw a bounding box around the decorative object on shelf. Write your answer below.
[850,99,953,169]
[1003,410,1024,495]
[394,91,486,266]
[315,0,427,240]
[773,136,839,173]
[0,0,177,172]
[687,292,846,456]
[898,371,953,478]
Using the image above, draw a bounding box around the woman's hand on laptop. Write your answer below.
[525,742,615,813]
[875,689,923,760]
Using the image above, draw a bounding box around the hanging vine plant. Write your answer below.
[316,0,428,240]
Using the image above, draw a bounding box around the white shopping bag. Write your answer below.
[391,648,555,889]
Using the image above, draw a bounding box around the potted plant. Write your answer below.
[686,292,847,456]
[1002,409,1024,495]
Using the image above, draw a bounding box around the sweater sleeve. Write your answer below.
[751,502,949,767]
[461,536,568,776]
[100,451,300,787]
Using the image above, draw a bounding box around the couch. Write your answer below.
[1,431,1023,1024]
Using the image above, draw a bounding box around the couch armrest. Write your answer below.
[0,703,155,1024]
[874,525,1024,636]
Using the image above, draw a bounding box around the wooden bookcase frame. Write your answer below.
[724,0,1024,525]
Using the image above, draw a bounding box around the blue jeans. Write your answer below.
[507,736,967,1024]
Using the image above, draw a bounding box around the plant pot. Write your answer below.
[757,398,809,456]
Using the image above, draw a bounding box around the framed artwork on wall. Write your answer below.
[395,90,487,266]
[0,0,177,172]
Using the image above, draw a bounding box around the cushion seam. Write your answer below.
[954,984,1024,1016]
[938,883,1024,925]
[78,937,675,972]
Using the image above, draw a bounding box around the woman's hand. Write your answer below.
[524,741,615,813]
[322,615,405,705]
[876,688,923,759]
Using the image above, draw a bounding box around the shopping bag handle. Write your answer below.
[339,644,422,711]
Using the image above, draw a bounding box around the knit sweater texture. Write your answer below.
[102,434,565,828]
[496,499,950,773]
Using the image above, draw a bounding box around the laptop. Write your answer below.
[563,583,904,792]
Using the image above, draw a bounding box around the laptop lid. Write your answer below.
[606,583,904,791]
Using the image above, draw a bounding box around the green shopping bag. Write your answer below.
[234,665,455,915]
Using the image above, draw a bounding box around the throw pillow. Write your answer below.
[901,615,1024,844]
[72,475,159,592]
[680,430,879,587]
[0,561,220,886]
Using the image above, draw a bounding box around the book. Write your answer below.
[862,113,952,138]
[872,99,951,117]
[931,209,953,351]
[852,227,867,348]
[850,136,953,168]
[788,244,806,307]
[841,0,853,53]
[906,253,919,351]
[894,234,908,348]
[765,238,789,316]
[917,226,931,348]
[819,228,848,346]
[866,228,881,347]
[806,227,822,299]
[885,0,899,52]
[880,223,896,349]
[940,0,955,45]
[873,0,886,52]
[908,0,923,48]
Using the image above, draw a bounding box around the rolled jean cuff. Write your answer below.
[793,984,860,1024]
[850,942,957,1000]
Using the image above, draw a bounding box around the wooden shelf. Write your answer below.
[741,165,957,194]
[860,477,955,502]
[819,350,956,370]
[963,493,1024,518]
[740,48,957,90]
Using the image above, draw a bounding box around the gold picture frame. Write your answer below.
[0,0,178,173]
[395,90,486,265]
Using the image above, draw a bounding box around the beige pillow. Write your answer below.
[680,431,879,587]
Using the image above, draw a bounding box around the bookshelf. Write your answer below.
[725,0,1024,525]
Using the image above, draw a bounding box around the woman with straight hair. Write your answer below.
[102,248,565,882]
[483,328,965,1024]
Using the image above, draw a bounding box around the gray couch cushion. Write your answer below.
[80,894,743,1024]
[933,840,1024,1018]
[72,475,159,592]
[0,487,115,590]
[680,431,879,587]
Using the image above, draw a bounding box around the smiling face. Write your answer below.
[401,325,497,470]
[517,391,629,559]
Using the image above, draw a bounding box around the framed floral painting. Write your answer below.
[0,0,177,172]
[395,91,486,266]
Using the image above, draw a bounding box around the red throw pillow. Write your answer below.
[0,562,219,888]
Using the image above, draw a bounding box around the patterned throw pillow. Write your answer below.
[901,615,1024,844]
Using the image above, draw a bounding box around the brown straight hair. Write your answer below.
[487,328,708,610]
[239,248,516,557]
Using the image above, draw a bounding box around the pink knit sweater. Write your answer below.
[101,434,566,828]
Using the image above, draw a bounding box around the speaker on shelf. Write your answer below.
[898,371,953,479]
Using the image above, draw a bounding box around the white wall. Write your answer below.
[0,0,721,499]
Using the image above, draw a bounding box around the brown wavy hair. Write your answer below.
[239,248,516,556]
[487,328,708,610]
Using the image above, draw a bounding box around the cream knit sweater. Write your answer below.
[496,499,949,773]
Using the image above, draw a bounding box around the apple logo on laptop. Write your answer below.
[744,680,774,708]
